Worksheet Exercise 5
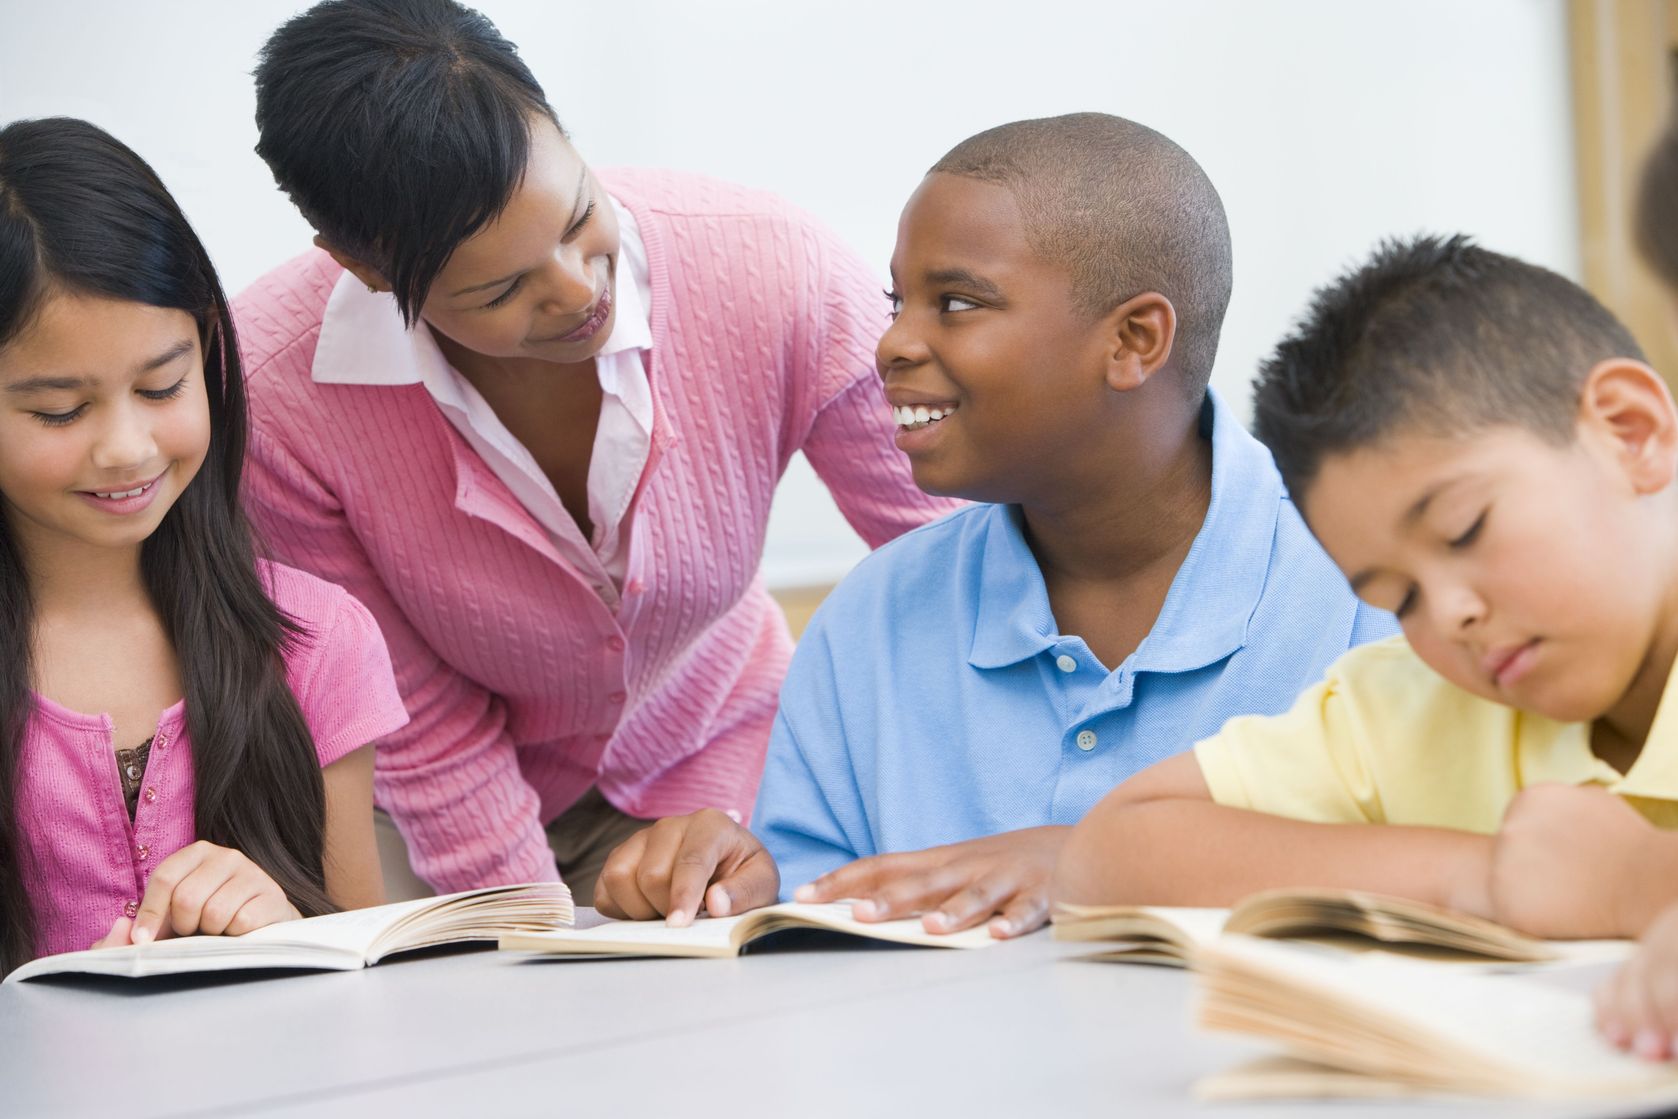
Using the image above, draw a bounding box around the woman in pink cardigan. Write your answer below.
[234,0,955,903]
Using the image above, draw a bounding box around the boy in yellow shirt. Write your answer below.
[1057,234,1678,958]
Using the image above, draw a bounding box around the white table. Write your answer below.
[0,913,1664,1119]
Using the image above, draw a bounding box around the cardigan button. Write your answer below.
[606,635,626,653]
[607,692,626,705]
[143,787,157,803]
[123,900,138,918]
[626,579,645,596]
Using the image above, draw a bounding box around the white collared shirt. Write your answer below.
[311,198,654,602]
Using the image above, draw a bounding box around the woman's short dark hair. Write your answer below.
[254,0,561,324]
[0,117,334,973]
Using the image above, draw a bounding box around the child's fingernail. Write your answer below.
[793,884,815,902]
[710,888,730,915]
[666,909,691,928]
[991,918,1014,937]
[1602,1019,1630,1047]
[1635,1029,1665,1060]
[852,899,879,920]
[131,925,153,945]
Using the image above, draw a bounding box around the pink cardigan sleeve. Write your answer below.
[798,224,963,544]
[245,426,560,893]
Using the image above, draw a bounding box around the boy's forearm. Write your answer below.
[1055,798,1494,912]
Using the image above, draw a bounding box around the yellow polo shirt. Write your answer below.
[1195,637,1678,831]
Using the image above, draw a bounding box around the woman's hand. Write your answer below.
[128,841,302,943]
[595,810,780,927]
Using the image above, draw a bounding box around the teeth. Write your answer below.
[94,484,148,499]
[893,405,957,430]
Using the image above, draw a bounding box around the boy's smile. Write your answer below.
[1302,406,1678,738]
[876,173,1118,503]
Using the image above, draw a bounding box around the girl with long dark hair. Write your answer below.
[0,117,409,973]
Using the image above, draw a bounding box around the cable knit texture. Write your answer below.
[233,168,959,893]
[19,562,408,959]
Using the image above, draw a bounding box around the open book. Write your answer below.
[6,883,573,981]
[1052,887,1629,966]
[501,900,999,958]
[1192,935,1678,1101]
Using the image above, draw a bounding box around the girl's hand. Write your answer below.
[131,841,302,943]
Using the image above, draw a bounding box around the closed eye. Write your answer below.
[1449,511,1487,550]
[1394,585,1417,618]
[138,377,187,402]
[483,276,524,310]
[30,405,85,428]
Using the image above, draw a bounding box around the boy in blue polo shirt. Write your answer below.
[593,113,1394,937]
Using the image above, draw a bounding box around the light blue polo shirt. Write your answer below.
[753,391,1396,895]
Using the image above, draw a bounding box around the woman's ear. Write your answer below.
[1578,358,1678,495]
[1101,291,1177,394]
[313,235,389,294]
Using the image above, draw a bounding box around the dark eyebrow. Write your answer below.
[924,268,1004,299]
[450,168,591,299]
[5,339,193,395]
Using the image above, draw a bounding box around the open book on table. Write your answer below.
[1192,934,1678,1101]
[1052,887,1631,967]
[6,883,573,982]
[501,900,999,958]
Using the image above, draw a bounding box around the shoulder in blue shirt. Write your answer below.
[753,392,1395,896]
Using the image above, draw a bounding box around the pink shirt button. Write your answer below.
[626,579,645,596]
[606,635,626,653]
[123,900,138,918]
[607,692,626,705]
[143,787,157,803]
[135,845,149,860]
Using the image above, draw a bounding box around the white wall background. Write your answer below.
[0,0,1579,587]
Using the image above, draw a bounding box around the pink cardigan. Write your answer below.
[233,168,957,892]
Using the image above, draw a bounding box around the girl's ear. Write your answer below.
[1578,358,1678,495]
[1100,291,1177,394]
[312,236,389,294]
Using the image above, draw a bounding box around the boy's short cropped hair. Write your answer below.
[1252,234,1646,499]
[253,0,560,325]
[930,112,1232,397]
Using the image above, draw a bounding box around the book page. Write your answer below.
[502,901,1000,958]
[1051,904,1229,951]
[1198,935,1678,1097]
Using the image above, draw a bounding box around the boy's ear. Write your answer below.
[1101,292,1177,393]
[313,235,390,295]
[1578,358,1678,495]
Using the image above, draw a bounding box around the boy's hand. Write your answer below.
[1489,784,1670,938]
[793,826,1069,939]
[132,841,302,943]
[1596,903,1678,1062]
[593,809,780,927]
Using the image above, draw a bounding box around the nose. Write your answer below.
[876,311,930,378]
[1427,578,1487,636]
[91,400,157,474]
[534,245,599,316]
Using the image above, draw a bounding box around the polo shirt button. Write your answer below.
[1056,654,1077,674]
[124,900,138,918]
[607,691,626,705]
[1076,730,1098,751]
[606,635,626,653]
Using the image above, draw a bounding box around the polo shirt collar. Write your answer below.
[966,391,1283,675]
[1612,662,1678,801]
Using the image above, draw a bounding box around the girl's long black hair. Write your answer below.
[0,118,332,973]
